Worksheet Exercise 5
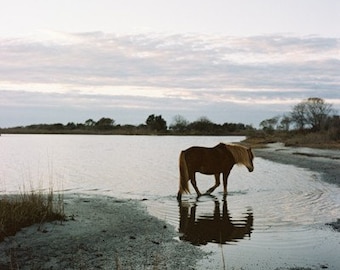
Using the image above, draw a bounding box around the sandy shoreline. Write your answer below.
[1,143,339,269]
[0,195,204,269]
[254,143,340,188]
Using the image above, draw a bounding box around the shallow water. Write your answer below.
[1,134,339,269]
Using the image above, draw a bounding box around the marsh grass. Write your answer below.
[244,131,340,149]
[0,189,65,242]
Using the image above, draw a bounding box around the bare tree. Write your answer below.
[170,115,189,132]
[290,102,307,130]
[279,115,292,131]
[290,97,334,131]
[305,97,334,131]
[259,116,279,131]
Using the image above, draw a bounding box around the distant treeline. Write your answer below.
[0,114,254,136]
[258,97,340,141]
[2,98,339,140]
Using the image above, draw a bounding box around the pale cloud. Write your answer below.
[0,31,339,127]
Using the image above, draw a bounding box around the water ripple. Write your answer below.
[1,135,340,269]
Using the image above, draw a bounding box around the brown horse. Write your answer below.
[177,143,254,201]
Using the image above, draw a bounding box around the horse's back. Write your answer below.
[182,144,233,174]
[183,143,228,159]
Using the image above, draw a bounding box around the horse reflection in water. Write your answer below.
[179,197,253,246]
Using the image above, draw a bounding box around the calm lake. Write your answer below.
[1,134,339,269]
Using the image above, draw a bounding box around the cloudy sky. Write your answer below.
[1,0,339,128]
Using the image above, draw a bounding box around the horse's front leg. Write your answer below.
[223,171,230,195]
[190,174,202,197]
[206,173,220,194]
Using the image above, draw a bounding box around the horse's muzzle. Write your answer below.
[248,166,254,172]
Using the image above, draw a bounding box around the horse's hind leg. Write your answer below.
[222,172,230,195]
[206,174,220,194]
[190,174,202,197]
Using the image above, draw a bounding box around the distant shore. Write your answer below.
[253,142,340,187]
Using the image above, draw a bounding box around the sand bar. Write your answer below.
[0,195,204,269]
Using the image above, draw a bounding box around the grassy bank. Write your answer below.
[0,190,65,242]
[244,131,340,149]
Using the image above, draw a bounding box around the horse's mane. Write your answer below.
[224,143,253,167]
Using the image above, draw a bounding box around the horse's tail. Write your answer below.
[177,151,190,201]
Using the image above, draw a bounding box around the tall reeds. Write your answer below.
[0,189,65,242]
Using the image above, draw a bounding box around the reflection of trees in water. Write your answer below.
[179,198,253,246]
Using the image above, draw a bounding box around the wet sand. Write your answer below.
[0,195,204,269]
[254,143,340,187]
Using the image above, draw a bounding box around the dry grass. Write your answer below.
[284,132,340,149]
[244,131,340,149]
[0,190,65,242]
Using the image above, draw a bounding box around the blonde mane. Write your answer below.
[225,143,253,167]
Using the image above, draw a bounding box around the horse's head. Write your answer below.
[224,144,254,172]
[246,148,254,172]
